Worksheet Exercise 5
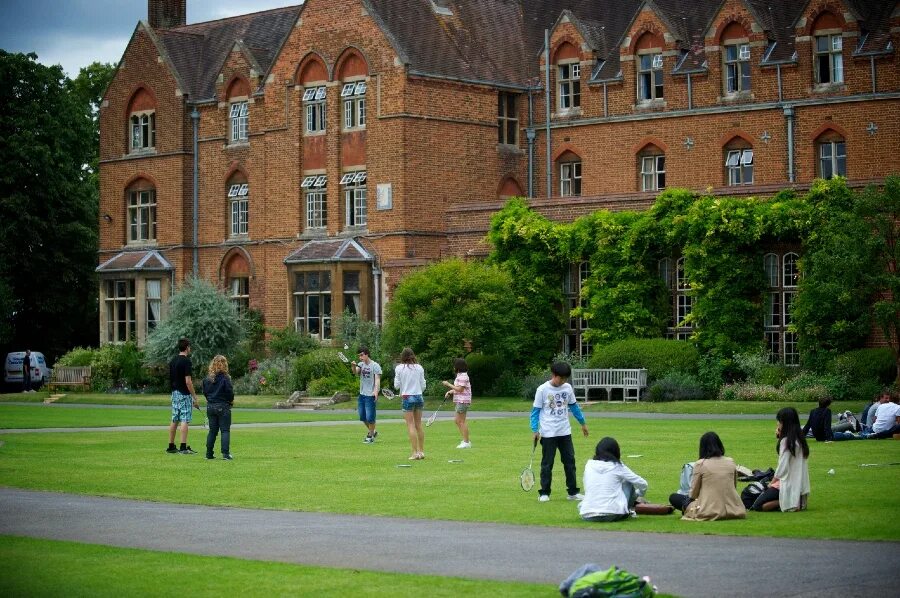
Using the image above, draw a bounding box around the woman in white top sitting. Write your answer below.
[394,347,427,460]
[579,437,648,522]
[751,407,810,512]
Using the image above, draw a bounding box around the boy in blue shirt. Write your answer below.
[531,362,589,502]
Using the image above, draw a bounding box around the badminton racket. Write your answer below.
[520,436,538,491]
[425,395,449,427]
[380,388,396,400]
[194,405,208,429]
[337,351,350,364]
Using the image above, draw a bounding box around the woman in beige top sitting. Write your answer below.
[669,431,746,521]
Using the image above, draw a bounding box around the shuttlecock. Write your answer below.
[344,344,349,350]
[827,468,835,475]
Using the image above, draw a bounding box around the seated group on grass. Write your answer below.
[579,407,813,522]
[802,389,900,442]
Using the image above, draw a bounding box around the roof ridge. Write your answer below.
[166,4,303,31]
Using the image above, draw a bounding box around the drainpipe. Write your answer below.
[687,73,693,110]
[544,29,551,199]
[191,106,200,278]
[526,86,535,198]
[776,65,783,103]
[870,56,876,94]
[784,105,795,183]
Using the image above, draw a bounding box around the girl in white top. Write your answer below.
[442,357,472,449]
[752,407,810,512]
[394,348,426,460]
[579,437,648,522]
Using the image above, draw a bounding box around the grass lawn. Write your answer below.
[0,392,288,409]
[0,535,558,597]
[1,417,897,541]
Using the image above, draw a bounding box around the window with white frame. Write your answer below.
[230,101,249,142]
[497,92,518,145]
[105,279,136,343]
[130,111,156,151]
[815,34,843,84]
[293,270,331,339]
[228,182,249,236]
[341,171,367,227]
[146,279,161,335]
[764,252,800,364]
[723,43,751,94]
[127,188,157,243]
[725,148,754,185]
[302,175,327,229]
[641,153,665,191]
[557,62,581,110]
[560,161,582,197]
[229,277,249,314]
[674,257,693,339]
[638,53,664,101]
[562,262,591,357]
[343,270,361,315]
[303,86,327,133]
[341,81,366,130]
[818,139,846,179]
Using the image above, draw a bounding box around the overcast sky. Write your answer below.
[0,0,303,77]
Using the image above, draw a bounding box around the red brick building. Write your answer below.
[98,0,899,359]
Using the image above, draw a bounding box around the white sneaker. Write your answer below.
[567,493,585,501]
[538,495,550,502]
[456,441,471,449]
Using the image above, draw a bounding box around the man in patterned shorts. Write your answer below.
[167,338,199,454]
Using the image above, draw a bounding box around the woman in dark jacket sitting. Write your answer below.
[802,398,856,441]
[202,355,235,460]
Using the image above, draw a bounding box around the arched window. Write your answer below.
[812,13,844,84]
[227,78,250,143]
[816,131,846,179]
[638,145,665,191]
[223,252,250,314]
[724,138,753,186]
[127,88,156,152]
[765,252,800,364]
[555,42,580,111]
[338,51,368,131]
[635,32,665,102]
[720,22,751,95]
[126,179,156,243]
[298,57,328,135]
[226,174,249,237]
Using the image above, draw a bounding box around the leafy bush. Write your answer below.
[521,373,547,403]
[589,339,699,380]
[290,348,354,392]
[832,348,896,386]
[144,278,244,378]
[719,383,786,402]
[54,347,94,367]
[756,364,794,387]
[307,370,356,397]
[55,343,164,392]
[647,372,707,402]
[490,371,524,398]
[267,325,320,358]
[783,371,850,401]
[465,353,508,396]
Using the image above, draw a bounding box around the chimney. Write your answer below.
[148,0,186,29]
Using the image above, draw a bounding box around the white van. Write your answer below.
[4,351,51,390]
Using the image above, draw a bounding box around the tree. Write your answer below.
[382,259,523,373]
[143,278,245,377]
[0,52,98,361]
[71,62,115,193]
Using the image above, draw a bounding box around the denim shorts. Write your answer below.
[171,391,193,423]
[454,402,470,413]
[357,394,377,423]
[401,395,424,412]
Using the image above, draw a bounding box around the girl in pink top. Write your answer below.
[442,358,472,448]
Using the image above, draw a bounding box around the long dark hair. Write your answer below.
[776,407,810,458]
[698,431,725,459]
[592,437,621,463]
[399,347,417,365]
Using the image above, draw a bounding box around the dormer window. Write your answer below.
[724,43,751,93]
[229,101,249,142]
[638,53,664,101]
[815,34,843,84]
[557,62,581,110]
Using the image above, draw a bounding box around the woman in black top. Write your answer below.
[202,355,235,459]
[802,398,856,441]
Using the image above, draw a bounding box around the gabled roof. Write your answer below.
[96,250,174,273]
[284,239,373,264]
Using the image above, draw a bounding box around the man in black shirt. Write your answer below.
[167,338,199,454]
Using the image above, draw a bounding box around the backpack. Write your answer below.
[677,462,694,496]
[569,566,656,598]
[740,481,767,509]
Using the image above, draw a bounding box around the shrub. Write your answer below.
[756,364,794,387]
[832,348,896,387]
[267,325,320,358]
[490,370,524,398]
[254,357,293,395]
[307,369,356,397]
[783,371,850,401]
[290,348,353,392]
[719,383,786,402]
[647,372,707,402]
[54,347,95,367]
[521,373,547,403]
[589,339,700,380]
[465,353,509,396]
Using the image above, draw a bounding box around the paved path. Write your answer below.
[1,488,897,597]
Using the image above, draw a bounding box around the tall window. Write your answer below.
[818,138,846,179]
[128,188,157,243]
[341,81,366,130]
[343,271,361,315]
[105,279,135,343]
[725,147,754,186]
[640,152,665,191]
[228,182,249,236]
[130,112,155,151]
[301,174,328,230]
[723,43,751,93]
[497,92,518,144]
[764,252,799,364]
[303,86,327,133]
[560,161,582,197]
[230,101,249,142]
[674,257,693,339]
[146,279,161,335]
[293,271,331,339]
[229,277,249,313]
[563,262,591,357]
[637,53,664,101]
[815,34,843,84]
[557,62,581,110]
[341,171,367,227]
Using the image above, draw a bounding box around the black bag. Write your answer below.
[738,467,774,483]
[740,481,767,509]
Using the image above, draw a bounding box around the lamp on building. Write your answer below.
[103,213,113,223]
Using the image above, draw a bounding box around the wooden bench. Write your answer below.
[571,368,648,402]
[49,366,92,391]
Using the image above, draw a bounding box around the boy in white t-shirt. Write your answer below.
[868,391,900,439]
[530,362,589,502]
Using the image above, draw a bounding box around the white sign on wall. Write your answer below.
[376,183,393,210]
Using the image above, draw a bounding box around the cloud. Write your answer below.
[31,34,132,77]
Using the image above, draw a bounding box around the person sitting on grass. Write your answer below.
[864,389,900,440]
[669,432,746,521]
[751,407,810,512]
[579,437,647,522]
[802,398,857,441]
